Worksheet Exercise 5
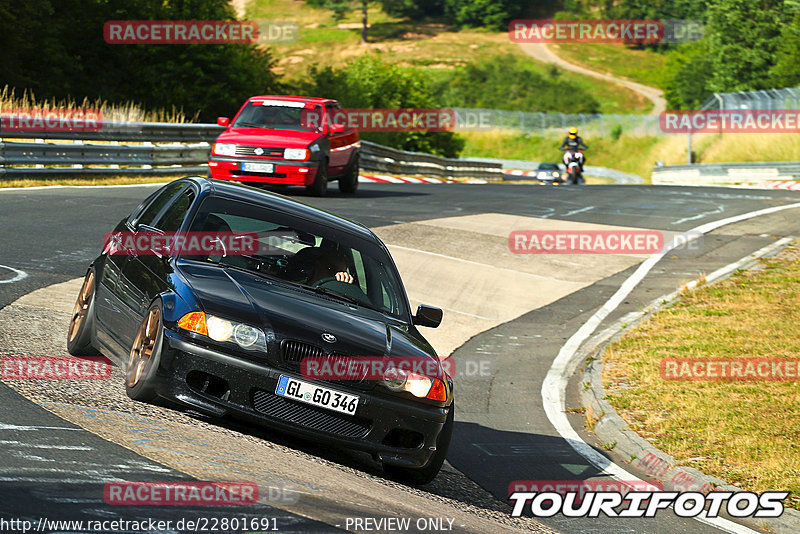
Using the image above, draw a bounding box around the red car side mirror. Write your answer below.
[217,116,230,127]
[329,123,346,134]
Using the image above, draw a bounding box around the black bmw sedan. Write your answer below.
[67,176,453,484]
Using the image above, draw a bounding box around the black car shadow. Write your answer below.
[183,409,612,517]
[270,186,433,200]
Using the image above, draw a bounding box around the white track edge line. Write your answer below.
[0,264,29,284]
[542,201,800,533]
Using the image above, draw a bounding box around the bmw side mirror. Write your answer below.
[217,116,230,127]
[413,304,442,328]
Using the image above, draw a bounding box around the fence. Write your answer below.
[0,120,502,180]
[699,87,800,111]
[451,108,662,137]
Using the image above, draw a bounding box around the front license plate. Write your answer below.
[275,375,359,415]
[241,162,274,173]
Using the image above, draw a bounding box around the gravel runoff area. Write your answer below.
[0,278,556,533]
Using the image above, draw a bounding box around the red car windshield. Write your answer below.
[232,101,324,133]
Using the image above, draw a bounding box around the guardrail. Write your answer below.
[359,141,501,180]
[0,121,502,180]
[651,162,800,186]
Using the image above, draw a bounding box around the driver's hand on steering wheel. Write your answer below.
[334,271,354,284]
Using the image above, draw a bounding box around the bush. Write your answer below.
[297,54,465,157]
[437,54,601,114]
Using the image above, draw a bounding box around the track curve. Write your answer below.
[2,182,800,532]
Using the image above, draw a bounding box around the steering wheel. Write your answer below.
[313,276,340,288]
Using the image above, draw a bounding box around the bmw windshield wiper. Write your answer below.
[234,122,264,128]
[301,284,362,306]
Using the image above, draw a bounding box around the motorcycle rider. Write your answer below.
[559,127,587,172]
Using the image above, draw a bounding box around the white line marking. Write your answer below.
[562,206,594,217]
[671,201,725,225]
[434,305,496,321]
[0,264,28,284]
[0,440,93,450]
[0,423,82,431]
[542,201,800,534]
[386,244,558,281]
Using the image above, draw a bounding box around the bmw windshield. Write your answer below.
[185,195,409,319]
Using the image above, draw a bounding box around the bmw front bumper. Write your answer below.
[153,330,451,469]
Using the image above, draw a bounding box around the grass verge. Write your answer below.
[603,244,800,509]
[551,43,668,89]
[0,176,176,188]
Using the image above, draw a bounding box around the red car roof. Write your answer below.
[247,95,336,104]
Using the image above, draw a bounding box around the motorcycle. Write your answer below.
[561,149,585,185]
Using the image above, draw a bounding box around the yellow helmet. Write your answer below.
[568,127,578,138]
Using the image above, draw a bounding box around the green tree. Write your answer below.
[443,0,529,30]
[377,0,445,18]
[0,0,282,121]
[704,0,786,93]
[769,9,800,87]
[661,41,714,108]
[306,0,370,42]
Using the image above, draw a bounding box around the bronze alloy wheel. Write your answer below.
[68,270,94,343]
[127,307,161,388]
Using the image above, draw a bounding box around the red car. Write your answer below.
[209,96,360,196]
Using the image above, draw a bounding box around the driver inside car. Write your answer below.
[310,250,354,285]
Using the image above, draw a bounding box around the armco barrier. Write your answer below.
[652,162,800,186]
[0,121,502,180]
[360,140,502,180]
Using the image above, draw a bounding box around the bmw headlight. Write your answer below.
[233,323,260,348]
[179,312,267,353]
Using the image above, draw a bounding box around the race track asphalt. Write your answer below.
[2,181,799,533]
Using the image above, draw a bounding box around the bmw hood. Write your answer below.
[177,262,436,369]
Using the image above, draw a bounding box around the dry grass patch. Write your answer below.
[0,176,175,188]
[0,86,192,123]
[603,245,800,509]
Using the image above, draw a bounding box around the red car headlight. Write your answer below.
[283,148,310,161]
[212,143,237,157]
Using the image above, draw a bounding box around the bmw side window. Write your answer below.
[154,189,195,232]
[132,182,186,228]
[350,249,368,294]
